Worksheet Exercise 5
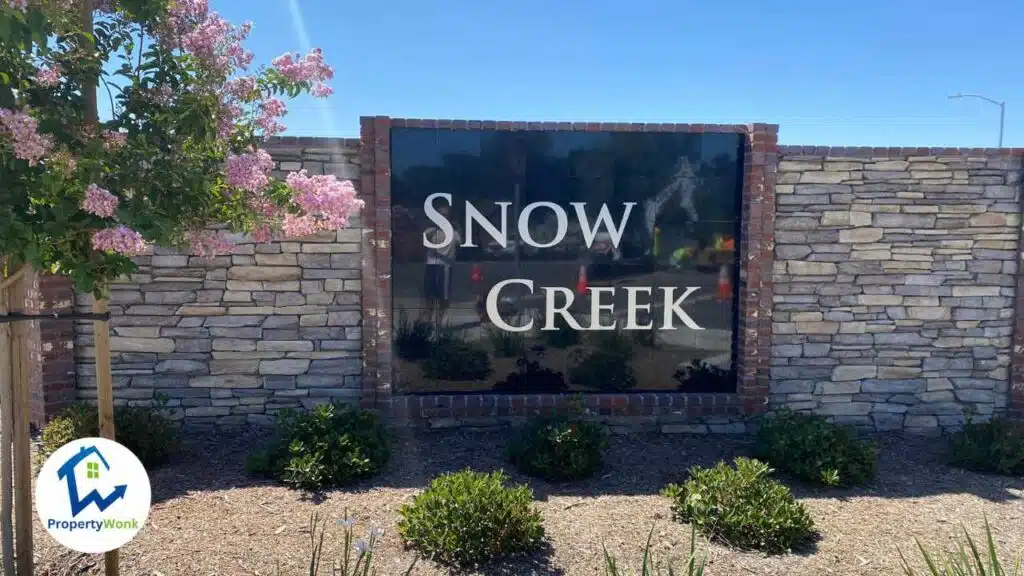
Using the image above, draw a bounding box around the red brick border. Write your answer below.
[22,273,77,429]
[359,118,779,426]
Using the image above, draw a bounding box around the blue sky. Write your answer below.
[214,0,1022,147]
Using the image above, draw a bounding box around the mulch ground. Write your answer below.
[31,428,1024,576]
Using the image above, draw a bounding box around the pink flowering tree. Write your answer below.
[0,0,361,296]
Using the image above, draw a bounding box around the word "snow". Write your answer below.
[423,193,636,250]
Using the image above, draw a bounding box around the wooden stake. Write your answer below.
[79,0,118,570]
[10,271,32,576]
[1,274,16,576]
[93,297,118,575]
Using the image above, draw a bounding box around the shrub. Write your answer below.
[631,326,657,348]
[540,312,581,349]
[420,335,492,381]
[486,324,527,358]
[246,403,390,490]
[590,327,635,360]
[40,399,181,469]
[508,410,608,481]
[493,346,568,393]
[753,409,877,486]
[949,417,1024,476]
[397,469,545,566]
[570,349,637,391]
[899,517,1021,576]
[602,525,707,576]
[674,360,736,393]
[662,457,815,554]
[394,311,434,361]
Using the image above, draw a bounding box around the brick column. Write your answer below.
[359,116,394,411]
[736,124,779,415]
[30,273,77,427]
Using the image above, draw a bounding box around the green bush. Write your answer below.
[590,328,635,360]
[570,349,637,391]
[662,457,815,554]
[397,469,545,566]
[674,359,736,393]
[753,409,877,486]
[508,415,608,482]
[246,403,390,490]
[540,312,581,349]
[486,324,527,358]
[40,399,181,469]
[899,517,1021,576]
[394,311,434,361]
[949,417,1024,476]
[420,336,492,381]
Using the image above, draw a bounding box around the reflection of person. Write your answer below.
[423,204,462,327]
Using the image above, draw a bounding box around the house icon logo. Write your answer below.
[36,437,151,554]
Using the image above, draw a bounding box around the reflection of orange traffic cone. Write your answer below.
[576,265,588,295]
[716,265,731,302]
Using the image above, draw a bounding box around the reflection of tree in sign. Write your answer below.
[643,157,699,239]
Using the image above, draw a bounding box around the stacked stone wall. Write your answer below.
[771,148,1022,432]
[72,138,364,428]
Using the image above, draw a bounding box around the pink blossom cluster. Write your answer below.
[185,230,233,257]
[250,224,273,243]
[103,130,127,149]
[165,0,253,75]
[147,85,174,105]
[271,49,334,98]
[48,150,77,172]
[217,100,242,139]
[0,108,53,166]
[280,171,363,238]
[92,226,150,256]
[225,76,256,100]
[256,97,287,136]
[81,184,119,218]
[35,65,61,88]
[4,0,27,10]
[224,148,274,192]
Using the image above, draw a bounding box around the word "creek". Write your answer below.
[484,281,705,332]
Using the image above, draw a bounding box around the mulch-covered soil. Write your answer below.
[31,428,1024,576]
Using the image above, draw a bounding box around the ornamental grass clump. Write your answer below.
[397,469,545,567]
[287,510,418,576]
[753,409,877,486]
[601,525,708,576]
[662,457,815,554]
[899,517,1021,576]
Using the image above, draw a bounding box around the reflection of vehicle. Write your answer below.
[486,236,520,260]
[586,230,655,281]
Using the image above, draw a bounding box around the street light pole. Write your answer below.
[948,93,1006,148]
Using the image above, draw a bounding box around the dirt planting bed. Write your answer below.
[32,428,1024,576]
